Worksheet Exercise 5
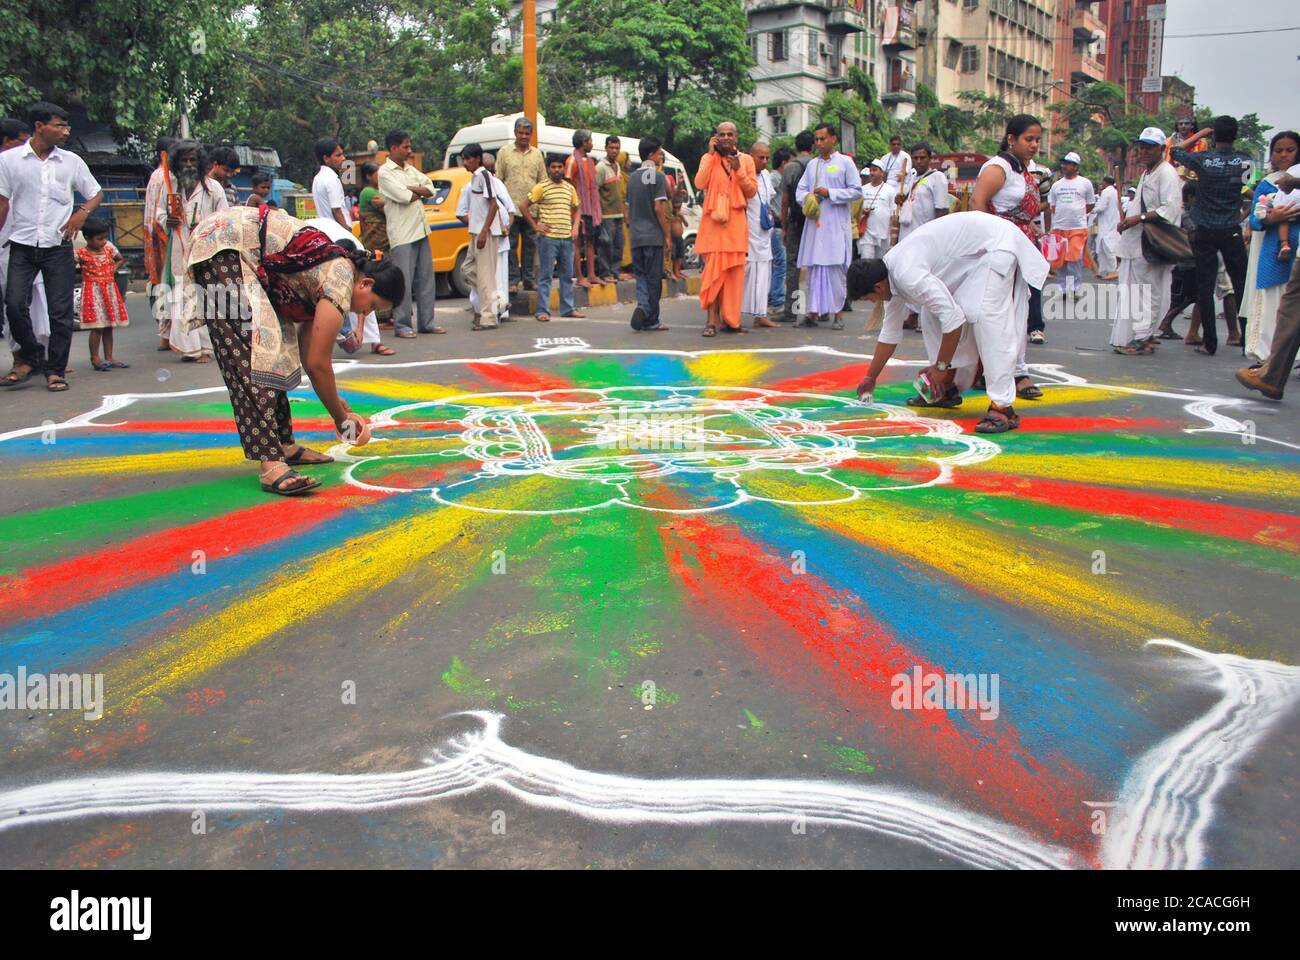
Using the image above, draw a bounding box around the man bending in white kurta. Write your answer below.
[742,142,778,328]
[1109,128,1183,355]
[794,123,861,330]
[847,212,1049,434]
[157,141,226,361]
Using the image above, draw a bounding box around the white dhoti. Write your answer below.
[807,264,847,315]
[467,238,510,322]
[1,252,49,352]
[1096,232,1119,275]
[742,258,772,317]
[1109,256,1173,347]
[964,251,1027,408]
[859,236,890,260]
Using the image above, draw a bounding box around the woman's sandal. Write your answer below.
[1114,340,1153,356]
[371,344,396,356]
[285,447,335,467]
[261,468,320,496]
[46,376,69,392]
[1015,378,1044,400]
[109,361,130,369]
[0,366,35,387]
[975,406,1021,434]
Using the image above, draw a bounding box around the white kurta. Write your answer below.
[881,212,1048,407]
[159,178,227,357]
[1110,161,1182,346]
[898,169,948,242]
[742,170,775,316]
[859,180,896,259]
[1093,184,1121,274]
[456,170,515,321]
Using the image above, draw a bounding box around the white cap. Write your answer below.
[1062,151,1082,165]
[1136,126,1166,146]
[1126,186,1137,194]
[865,159,883,172]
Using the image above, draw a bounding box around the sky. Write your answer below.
[1162,0,1300,139]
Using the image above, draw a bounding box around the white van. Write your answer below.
[444,112,701,267]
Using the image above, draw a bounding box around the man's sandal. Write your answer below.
[1015,378,1043,400]
[0,367,35,388]
[702,325,718,338]
[371,344,396,356]
[261,469,320,496]
[975,406,1021,434]
[907,388,963,409]
[46,376,69,392]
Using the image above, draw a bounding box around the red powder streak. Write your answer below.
[765,363,875,395]
[658,513,1098,853]
[0,485,386,625]
[103,418,338,434]
[841,458,1300,552]
[466,362,571,393]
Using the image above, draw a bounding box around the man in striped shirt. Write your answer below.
[521,157,583,321]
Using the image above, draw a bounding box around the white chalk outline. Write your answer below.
[337,385,999,515]
[0,642,1295,870]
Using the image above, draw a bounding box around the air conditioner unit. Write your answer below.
[819,42,831,56]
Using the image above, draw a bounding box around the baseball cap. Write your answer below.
[1062,151,1081,165]
[864,159,882,173]
[1136,127,1166,146]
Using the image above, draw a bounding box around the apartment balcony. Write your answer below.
[881,72,917,104]
[826,0,867,33]
[1069,48,1105,83]
[882,2,918,50]
[1071,4,1106,42]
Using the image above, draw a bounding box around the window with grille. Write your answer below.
[960,44,979,73]
[767,106,789,135]
[944,39,961,69]
[769,29,788,62]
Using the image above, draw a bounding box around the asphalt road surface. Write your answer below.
[1,278,1297,869]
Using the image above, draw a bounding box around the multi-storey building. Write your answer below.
[745,1,910,142]
[1098,0,1165,114]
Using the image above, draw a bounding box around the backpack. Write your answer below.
[785,156,807,228]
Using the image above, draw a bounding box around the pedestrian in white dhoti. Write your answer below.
[1092,175,1121,280]
[1110,127,1183,354]
[457,142,515,330]
[849,212,1048,434]
[742,142,777,328]
[794,123,860,330]
[157,141,225,361]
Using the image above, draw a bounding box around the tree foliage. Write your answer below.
[542,0,755,169]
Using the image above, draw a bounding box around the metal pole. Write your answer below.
[523,0,538,146]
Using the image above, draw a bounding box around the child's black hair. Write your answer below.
[81,217,111,241]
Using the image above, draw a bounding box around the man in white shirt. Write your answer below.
[0,103,102,390]
[1046,152,1096,297]
[897,143,948,242]
[858,160,896,260]
[742,142,777,328]
[1110,128,1184,352]
[311,136,390,355]
[311,137,351,230]
[848,212,1049,434]
[878,135,911,193]
[1091,175,1121,280]
[379,129,444,335]
[0,117,50,365]
[456,142,515,330]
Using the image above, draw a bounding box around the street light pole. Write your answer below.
[523,0,538,146]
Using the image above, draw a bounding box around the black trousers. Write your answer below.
[1260,257,1300,394]
[631,245,664,327]
[1028,286,1044,334]
[4,241,76,376]
[783,221,803,313]
[1191,226,1248,353]
[508,215,536,286]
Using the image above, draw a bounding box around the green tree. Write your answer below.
[542,0,755,169]
[0,0,238,147]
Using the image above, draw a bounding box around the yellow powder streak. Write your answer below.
[684,354,775,386]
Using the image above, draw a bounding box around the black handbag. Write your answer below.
[1139,194,1193,265]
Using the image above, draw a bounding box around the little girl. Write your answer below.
[669,193,688,280]
[76,219,130,370]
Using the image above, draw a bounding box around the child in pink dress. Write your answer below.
[76,219,130,371]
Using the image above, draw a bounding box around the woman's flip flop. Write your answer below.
[261,469,320,496]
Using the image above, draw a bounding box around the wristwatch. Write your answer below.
[935,360,952,372]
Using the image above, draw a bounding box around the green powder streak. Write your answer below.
[441,656,498,700]
[568,357,637,388]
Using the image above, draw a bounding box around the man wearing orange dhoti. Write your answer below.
[694,121,757,336]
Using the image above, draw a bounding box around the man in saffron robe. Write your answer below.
[694,121,757,336]
[795,123,861,329]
